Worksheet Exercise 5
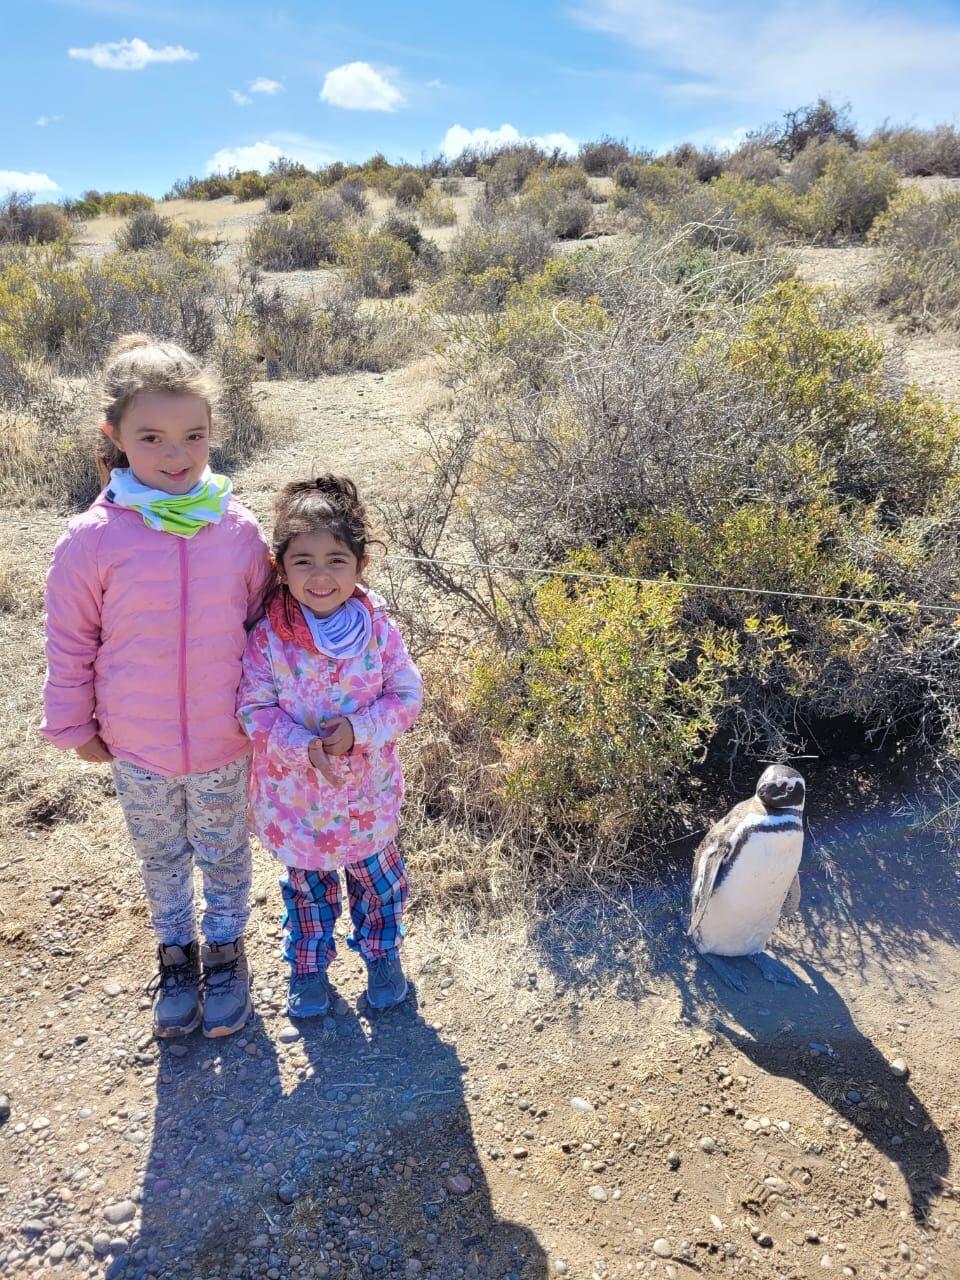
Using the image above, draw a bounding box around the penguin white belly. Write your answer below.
[696,828,802,956]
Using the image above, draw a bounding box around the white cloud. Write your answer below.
[230,90,252,106]
[440,123,579,157]
[0,170,60,197]
[35,114,64,127]
[250,77,283,95]
[68,36,198,71]
[571,0,960,121]
[320,62,404,112]
[205,133,337,174]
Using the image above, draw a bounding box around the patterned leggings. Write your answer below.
[279,842,408,974]
[112,756,252,946]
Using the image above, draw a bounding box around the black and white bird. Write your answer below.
[688,765,806,990]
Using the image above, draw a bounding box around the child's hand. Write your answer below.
[320,717,355,757]
[74,734,112,764]
[308,737,342,786]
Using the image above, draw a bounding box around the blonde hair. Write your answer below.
[96,334,219,484]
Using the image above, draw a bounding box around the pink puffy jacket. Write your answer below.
[41,492,271,777]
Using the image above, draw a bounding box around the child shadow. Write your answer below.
[131,983,548,1279]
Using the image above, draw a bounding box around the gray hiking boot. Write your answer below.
[364,954,408,1010]
[201,938,252,1038]
[287,968,332,1018]
[148,942,201,1038]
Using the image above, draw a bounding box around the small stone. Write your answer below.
[406,1263,423,1276]
[742,1119,760,1132]
[370,1257,388,1272]
[821,1255,833,1269]
[666,1150,681,1170]
[49,889,64,905]
[554,1264,568,1277]
[20,1219,46,1237]
[0,1095,9,1123]
[47,1241,67,1262]
[167,1044,189,1058]
[278,1025,301,1043]
[512,1147,529,1159]
[652,1239,671,1258]
[846,1090,861,1104]
[871,1186,888,1206]
[104,983,122,998]
[889,1058,909,1079]
[277,1183,298,1204]
[31,1116,50,1131]
[445,1174,472,1195]
[751,1229,773,1248]
[103,1200,137,1226]
[92,1234,112,1256]
[698,1136,716,1153]
[763,1176,789,1194]
[570,1097,594,1113]
[587,1185,607,1201]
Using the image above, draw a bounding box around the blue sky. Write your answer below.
[4,0,960,199]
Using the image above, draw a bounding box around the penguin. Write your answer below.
[688,764,806,990]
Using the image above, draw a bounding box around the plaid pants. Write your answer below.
[279,842,408,974]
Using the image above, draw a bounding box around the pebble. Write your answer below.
[666,1150,681,1169]
[652,1239,671,1258]
[571,1097,594,1113]
[168,1044,189,1058]
[277,1183,299,1204]
[554,1263,568,1277]
[278,1025,301,1043]
[31,1116,50,1131]
[445,1174,472,1195]
[0,1095,10,1123]
[889,1058,909,1078]
[49,889,64,905]
[512,1146,529,1159]
[103,1200,137,1226]
[47,1241,66,1262]
[587,1185,608,1201]
[698,1136,716,1153]
[104,982,122,998]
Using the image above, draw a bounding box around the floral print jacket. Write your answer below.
[237,586,423,871]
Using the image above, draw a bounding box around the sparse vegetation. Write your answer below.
[246,194,351,270]
[871,188,960,330]
[0,193,71,245]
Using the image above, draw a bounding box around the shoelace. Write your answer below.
[368,957,394,986]
[147,954,197,998]
[203,953,243,991]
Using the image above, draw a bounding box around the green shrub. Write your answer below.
[442,212,553,310]
[233,171,269,201]
[870,188,960,330]
[804,147,898,237]
[100,192,154,216]
[0,194,71,245]
[480,146,550,205]
[517,167,593,237]
[336,178,368,217]
[665,143,725,182]
[726,142,781,184]
[394,171,427,207]
[61,199,100,221]
[336,230,415,297]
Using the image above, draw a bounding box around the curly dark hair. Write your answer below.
[260,475,381,615]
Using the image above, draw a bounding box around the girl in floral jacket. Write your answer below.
[238,476,422,1015]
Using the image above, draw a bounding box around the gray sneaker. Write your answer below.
[364,954,408,1010]
[201,938,252,1038]
[287,969,332,1018]
[149,942,201,1038]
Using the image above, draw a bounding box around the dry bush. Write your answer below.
[870,188,960,330]
[805,147,898,237]
[517,167,593,238]
[771,98,859,161]
[867,124,960,178]
[114,208,172,252]
[578,136,632,176]
[480,145,553,205]
[386,233,960,893]
[234,171,269,201]
[0,193,70,245]
[440,174,464,196]
[336,178,368,217]
[394,171,427,207]
[417,187,457,227]
[726,141,782,183]
[250,283,424,378]
[247,195,350,270]
[664,143,726,182]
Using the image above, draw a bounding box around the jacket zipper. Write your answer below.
[178,538,191,774]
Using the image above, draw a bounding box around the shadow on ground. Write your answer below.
[529,785,958,1225]
[126,986,547,1280]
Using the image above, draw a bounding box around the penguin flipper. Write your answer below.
[688,797,757,937]
[782,872,801,918]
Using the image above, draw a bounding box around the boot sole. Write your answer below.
[203,995,253,1038]
[154,1009,202,1038]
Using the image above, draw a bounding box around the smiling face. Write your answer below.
[281,529,369,618]
[107,391,211,495]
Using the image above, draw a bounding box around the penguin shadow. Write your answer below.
[133,982,548,1280]
[706,958,949,1224]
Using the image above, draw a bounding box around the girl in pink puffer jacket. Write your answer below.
[41,335,271,1041]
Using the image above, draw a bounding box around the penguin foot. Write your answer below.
[700,952,748,992]
[745,952,801,987]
